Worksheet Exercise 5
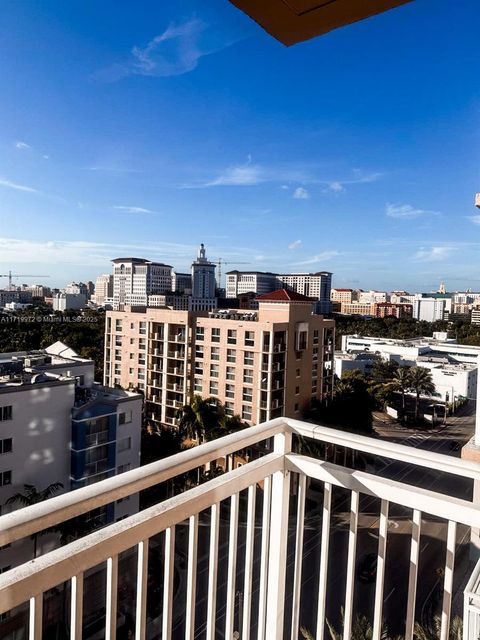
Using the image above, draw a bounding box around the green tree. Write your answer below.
[408,366,435,423]
[390,366,412,412]
[176,394,220,445]
[6,482,63,557]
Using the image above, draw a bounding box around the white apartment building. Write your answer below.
[0,342,142,568]
[226,271,278,298]
[112,258,173,310]
[104,290,335,429]
[357,289,389,304]
[226,270,332,314]
[52,292,86,311]
[412,297,452,322]
[277,271,332,314]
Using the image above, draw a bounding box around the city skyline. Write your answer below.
[0,0,479,290]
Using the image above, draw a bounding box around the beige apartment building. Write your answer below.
[104,289,335,428]
[330,287,356,304]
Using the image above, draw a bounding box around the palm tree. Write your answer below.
[6,482,64,557]
[390,366,412,412]
[408,366,435,423]
[176,394,219,445]
[413,615,462,640]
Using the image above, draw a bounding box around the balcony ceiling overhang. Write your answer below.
[228,0,413,46]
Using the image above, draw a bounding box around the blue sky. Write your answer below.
[0,0,479,291]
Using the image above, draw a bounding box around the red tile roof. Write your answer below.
[256,289,314,302]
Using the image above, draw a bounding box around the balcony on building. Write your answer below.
[1,418,480,639]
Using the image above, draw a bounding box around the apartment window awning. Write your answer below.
[229,0,413,45]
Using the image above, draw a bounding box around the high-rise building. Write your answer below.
[112,258,173,310]
[171,272,192,294]
[277,271,332,314]
[226,271,278,298]
[104,290,334,429]
[226,270,332,314]
[94,274,114,306]
[191,244,216,298]
[190,244,217,311]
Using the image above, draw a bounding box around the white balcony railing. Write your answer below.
[1,418,480,640]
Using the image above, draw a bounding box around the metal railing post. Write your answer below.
[265,428,292,638]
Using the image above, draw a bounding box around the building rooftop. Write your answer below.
[112,257,173,267]
[256,288,315,302]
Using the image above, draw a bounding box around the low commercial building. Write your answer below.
[340,333,480,402]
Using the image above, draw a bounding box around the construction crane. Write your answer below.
[0,271,50,290]
[214,258,249,287]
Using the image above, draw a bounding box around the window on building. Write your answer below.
[243,370,253,384]
[244,331,255,347]
[195,364,203,375]
[294,403,299,412]
[0,471,12,486]
[242,406,252,421]
[211,347,220,361]
[227,349,236,363]
[242,388,253,402]
[295,386,300,395]
[210,364,219,378]
[0,439,12,455]
[117,437,131,452]
[244,352,254,366]
[115,320,122,331]
[196,327,204,341]
[139,322,147,335]
[211,328,221,343]
[225,384,235,399]
[313,329,319,344]
[296,369,300,377]
[0,404,17,425]
[194,380,203,392]
[227,329,237,345]
[225,402,234,417]
[117,496,130,504]
[195,346,204,359]
[118,410,132,425]
[210,381,219,396]
[226,366,235,381]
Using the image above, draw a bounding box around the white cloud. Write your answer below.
[288,240,302,250]
[386,203,439,219]
[280,184,289,190]
[15,141,31,150]
[0,177,39,194]
[414,246,455,262]
[43,155,49,160]
[205,158,263,187]
[95,19,242,82]
[295,251,340,265]
[467,215,480,225]
[113,205,157,214]
[328,181,345,193]
[293,187,309,200]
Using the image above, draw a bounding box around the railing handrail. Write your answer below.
[286,453,480,526]
[2,417,480,549]
[0,453,284,615]
[285,417,480,481]
[0,418,287,547]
